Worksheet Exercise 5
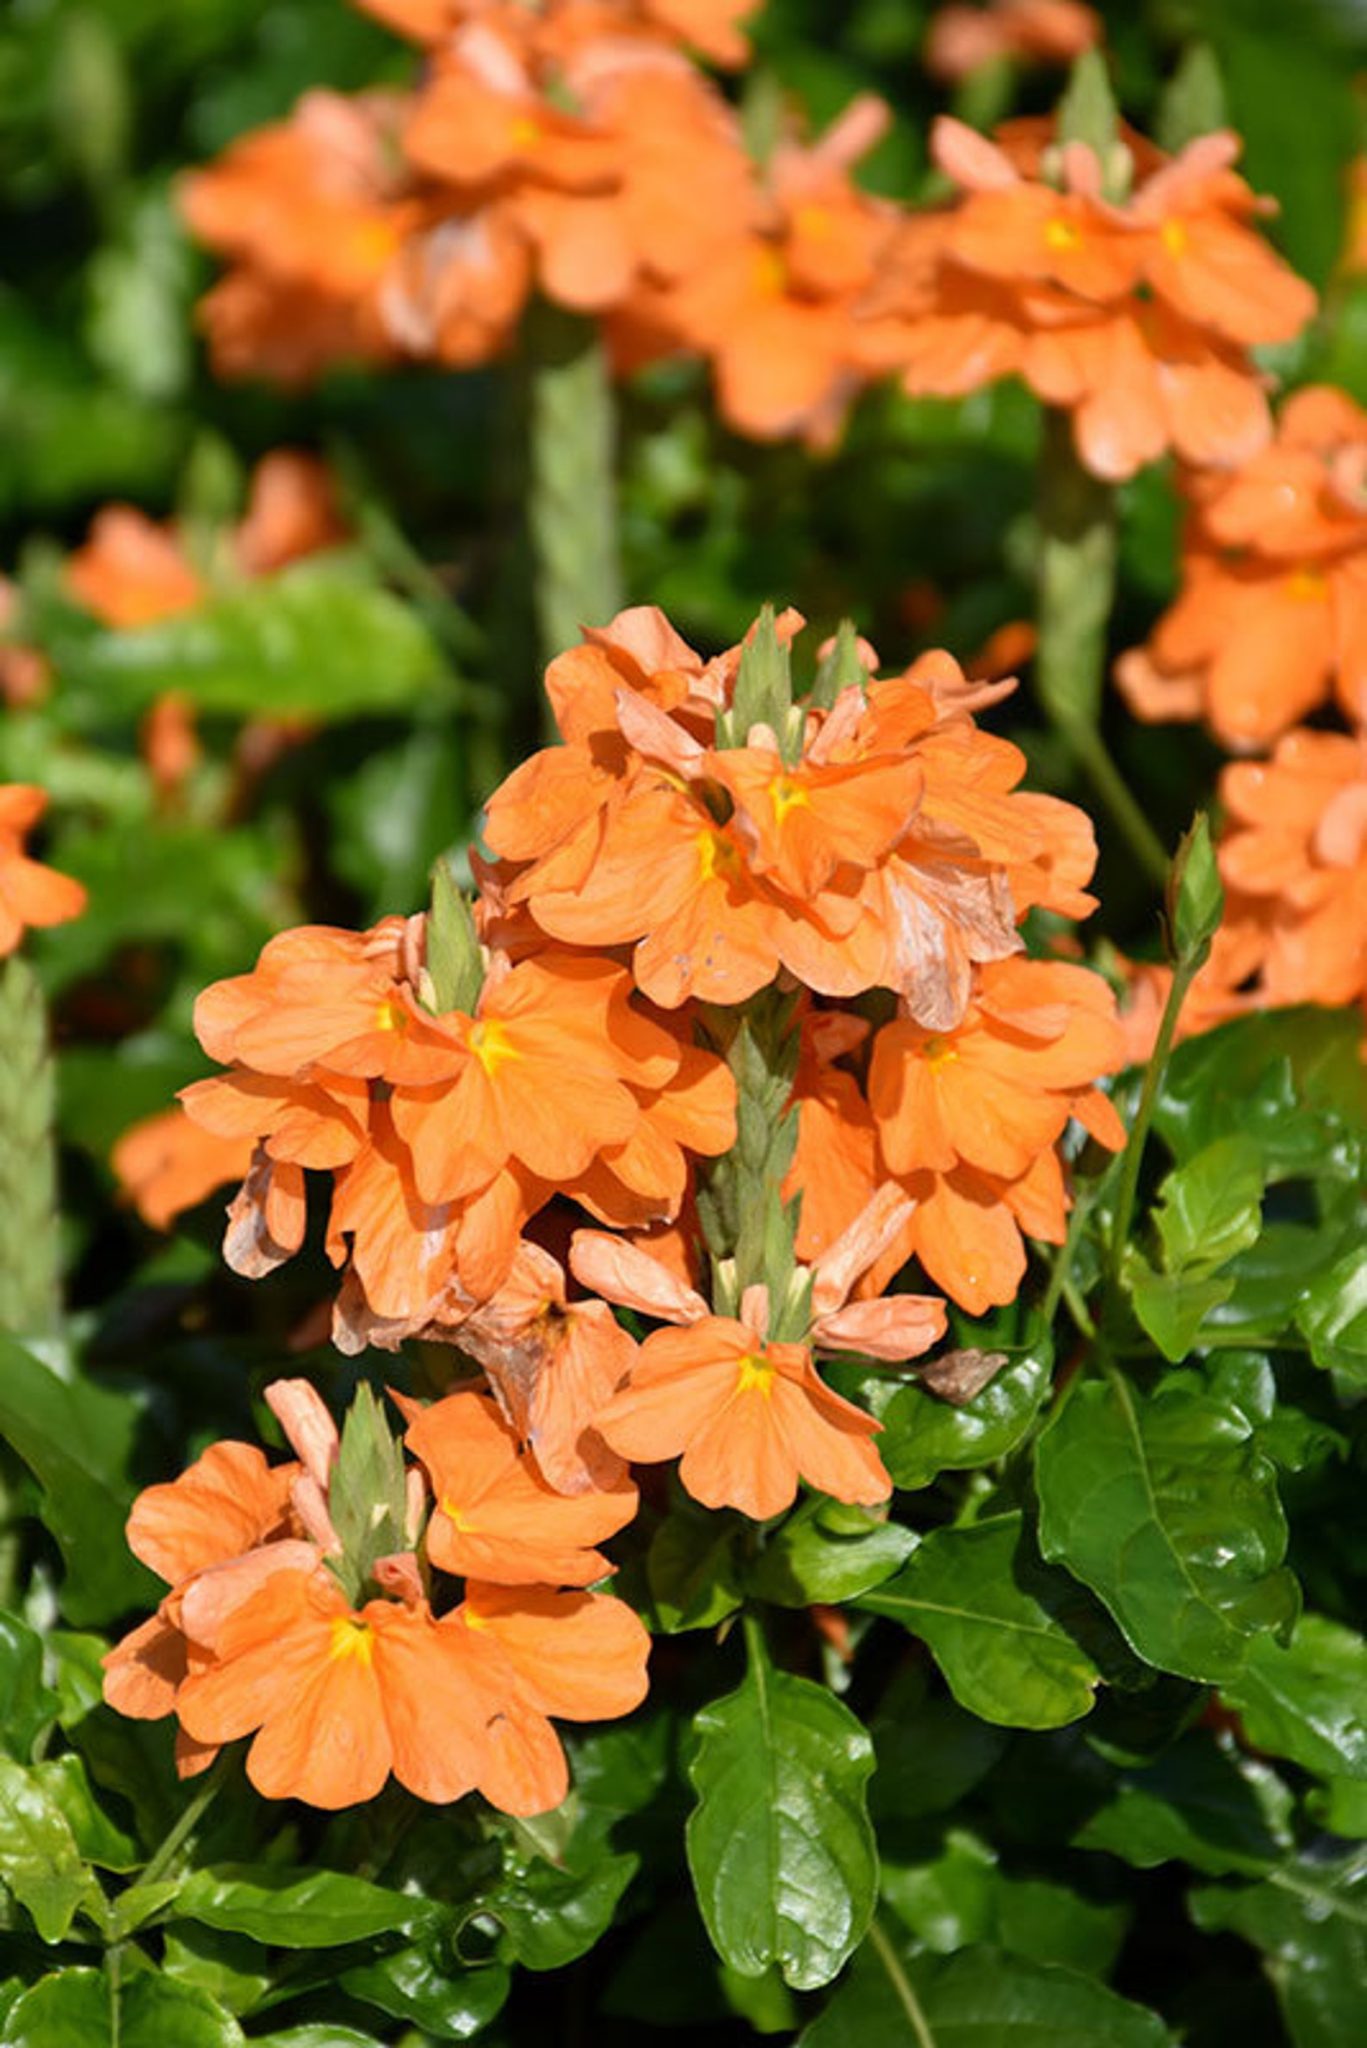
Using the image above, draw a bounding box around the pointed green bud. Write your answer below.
[1056,49,1129,199]
[1156,44,1227,155]
[327,1383,411,1604]
[1166,812,1224,969]
[426,860,484,1015]
[724,605,795,756]
[810,619,867,710]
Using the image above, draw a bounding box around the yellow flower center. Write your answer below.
[697,828,742,883]
[795,203,832,240]
[1161,218,1189,257]
[735,1352,776,1398]
[769,774,810,827]
[1286,566,1328,601]
[753,246,788,296]
[510,114,541,148]
[1045,217,1082,252]
[467,1019,519,1077]
[922,1035,959,1069]
[441,1496,477,1534]
[329,1617,374,1666]
[373,994,410,1034]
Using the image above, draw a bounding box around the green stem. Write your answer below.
[1035,409,1167,887]
[866,1914,937,2048]
[1107,949,1201,1283]
[524,301,623,735]
[0,953,62,1334]
[130,1751,231,1896]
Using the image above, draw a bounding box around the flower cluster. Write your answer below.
[868,113,1315,479]
[144,605,1124,1547]
[180,0,899,443]
[1117,387,1367,751]
[104,1378,649,1812]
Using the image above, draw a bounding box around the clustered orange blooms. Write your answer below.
[867,114,1316,480]
[924,0,1100,85]
[180,0,902,444]
[0,785,87,958]
[1117,388,1367,751]
[126,604,1125,1533]
[104,1377,649,1811]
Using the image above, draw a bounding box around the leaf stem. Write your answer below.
[1034,407,1167,887]
[1107,950,1201,1284]
[128,1749,231,1897]
[866,1914,937,2048]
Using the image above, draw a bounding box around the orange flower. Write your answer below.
[106,1379,652,1813]
[869,118,1315,480]
[65,507,203,628]
[594,1314,890,1521]
[111,1106,255,1232]
[925,0,1100,83]
[618,96,898,445]
[1117,388,1367,749]
[404,1386,637,1579]
[0,785,87,958]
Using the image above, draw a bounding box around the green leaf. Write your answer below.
[1034,1375,1296,1682]
[1156,1008,1367,1180]
[484,1847,638,1971]
[1221,1613,1367,1782]
[341,1945,510,2041]
[161,1927,273,2017]
[858,1513,1105,1730]
[647,1495,743,1633]
[28,1757,137,1871]
[880,1829,996,1953]
[1192,1850,1367,2048]
[1124,1257,1236,1364]
[171,1866,439,1949]
[868,1668,1006,1825]
[56,559,444,721]
[1151,1136,1264,1276]
[1074,1731,1291,1876]
[0,1757,98,1944]
[0,1613,58,1763]
[1296,1246,1367,1381]
[251,2033,383,2048]
[799,1935,1173,2047]
[0,1968,245,2047]
[746,1505,915,1607]
[0,1339,157,1626]
[879,1345,1051,1491]
[686,1633,877,1990]
[1308,1778,1367,1842]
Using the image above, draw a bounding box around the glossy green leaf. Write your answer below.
[1124,1136,1265,1360]
[1156,1008,1367,1179]
[484,1847,638,1971]
[1295,1246,1367,1381]
[0,1613,58,1764]
[0,1967,245,2046]
[879,1345,1051,1491]
[29,1756,137,1871]
[1192,1849,1367,2048]
[686,1637,877,1990]
[1035,1376,1296,1682]
[171,1865,439,1948]
[746,1505,915,1606]
[647,1494,743,1633]
[1221,1613,1367,1782]
[1074,1731,1291,1876]
[880,1829,995,1953]
[858,1513,1105,1730]
[57,559,444,720]
[1308,1778,1367,1841]
[799,1935,1173,2047]
[868,1667,1006,1825]
[341,1945,510,2040]
[160,1927,272,2018]
[0,1757,98,1944]
[0,1339,156,1626]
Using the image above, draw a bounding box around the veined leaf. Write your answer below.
[686,1633,877,1990]
[1221,1613,1367,1782]
[1192,1848,1367,2048]
[171,1865,440,1949]
[858,1512,1106,1730]
[1035,1376,1296,1682]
